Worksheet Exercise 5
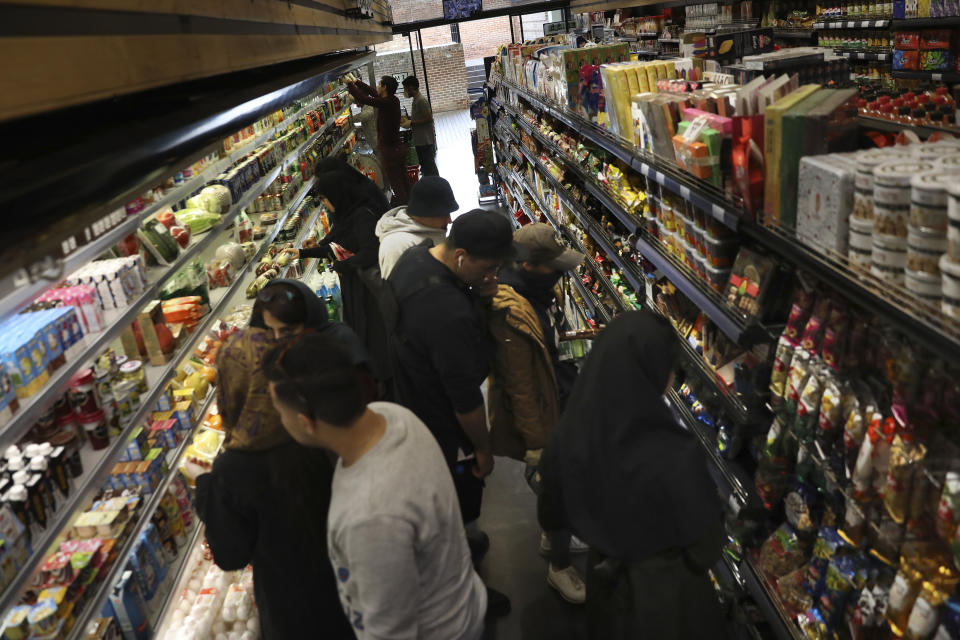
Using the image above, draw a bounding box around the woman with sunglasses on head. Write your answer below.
[193,278,371,639]
[284,165,391,391]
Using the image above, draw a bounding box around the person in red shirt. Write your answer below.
[347,74,410,206]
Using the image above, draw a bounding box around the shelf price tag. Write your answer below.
[680,186,691,200]
[712,203,726,221]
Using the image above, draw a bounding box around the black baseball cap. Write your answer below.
[448,209,530,261]
[408,176,459,218]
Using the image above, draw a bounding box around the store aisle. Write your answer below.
[434,109,481,217]
[478,457,588,640]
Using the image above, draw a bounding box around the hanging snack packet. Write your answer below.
[888,559,926,635]
[815,376,845,454]
[785,350,814,422]
[840,494,869,548]
[769,336,796,406]
[937,472,960,545]
[778,566,814,612]
[873,418,900,499]
[818,553,870,634]
[904,581,950,640]
[807,528,848,600]
[795,365,825,442]
[820,303,849,372]
[801,297,832,356]
[757,523,805,579]
[784,288,814,345]
[885,434,928,524]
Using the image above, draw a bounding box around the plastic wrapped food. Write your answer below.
[177,209,222,234]
[801,297,832,355]
[889,560,926,635]
[819,553,870,633]
[235,213,253,244]
[795,365,825,441]
[769,336,796,404]
[170,225,191,249]
[216,243,247,271]
[778,566,814,611]
[785,349,813,420]
[885,435,927,524]
[757,524,805,579]
[815,376,844,452]
[839,495,868,548]
[937,472,960,545]
[785,482,819,536]
[808,528,847,599]
[206,260,234,289]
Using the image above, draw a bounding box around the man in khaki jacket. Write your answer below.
[485,223,588,604]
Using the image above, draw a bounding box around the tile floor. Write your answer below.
[431,108,589,640]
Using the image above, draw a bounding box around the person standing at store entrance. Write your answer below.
[347,74,410,206]
[387,209,526,617]
[486,223,588,605]
[538,312,727,639]
[401,76,439,178]
[263,333,487,640]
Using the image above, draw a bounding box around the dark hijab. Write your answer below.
[314,158,389,218]
[543,311,719,561]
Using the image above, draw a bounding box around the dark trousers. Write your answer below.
[585,549,728,640]
[451,458,484,524]
[380,142,409,206]
[526,465,572,568]
[416,144,439,177]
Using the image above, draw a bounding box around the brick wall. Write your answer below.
[374,42,470,113]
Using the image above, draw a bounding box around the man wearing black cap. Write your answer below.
[375,176,459,279]
[387,209,524,618]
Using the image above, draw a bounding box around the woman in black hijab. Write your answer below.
[288,163,391,387]
[538,311,727,639]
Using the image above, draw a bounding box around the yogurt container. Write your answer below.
[940,254,960,320]
[853,150,913,221]
[906,225,947,275]
[910,171,952,233]
[873,162,935,239]
[949,183,960,261]
[849,215,874,270]
[905,267,941,304]
[871,234,907,284]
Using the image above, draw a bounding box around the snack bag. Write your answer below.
[757,523,805,578]
[884,434,927,525]
[808,528,848,600]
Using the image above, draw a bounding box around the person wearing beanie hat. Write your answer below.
[375,176,459,278]
[484,223,589,604]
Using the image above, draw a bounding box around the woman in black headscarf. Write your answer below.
[537,311,727,639]
[287,163,391,388]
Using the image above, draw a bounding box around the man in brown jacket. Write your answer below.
[486,223,588,604]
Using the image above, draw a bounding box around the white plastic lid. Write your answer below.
[11,470,29,485]
[23,444,41,458]
[911,171,953,194]
[874,162,936,187]
[4,446,19,461]
[29,457,47,472]
[36,443,53,457]
[6,456,24,472]
[6,485,26,501]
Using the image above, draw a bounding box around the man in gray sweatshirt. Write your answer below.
[376,176,459,278]
[264,333,489,640]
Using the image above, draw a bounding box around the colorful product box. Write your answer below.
[173,401,195,431]
[149,420,178,451]
[894,49,921,70]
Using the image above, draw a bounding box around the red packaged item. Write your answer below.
[205,260,234,289]
[920,30,952,50]
[801,297,832,355]
[156,211,178,229]
[895,32,921,50]
[169,226,190,249]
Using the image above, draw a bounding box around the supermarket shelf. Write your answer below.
[667,389,752,508]
[0,87,349,317]
[281,196,327,280]
[503,111,752,343]
[892,69,960,83]
[330,126,357,158]
[494,76,743,230]
[66,390,216,640]
[836,50,891,61]
[149,521,206,629]
[892,16,960,27]
[0,165,307,620]
[0,124,324,450]
[741,219,960,365]
[741,554,805,640]
[813,18,890,28]
[659,37,681,43]
[676,336,753,425]
[857,114,959,137]
[772,29,815,39]
[491,74,960,361]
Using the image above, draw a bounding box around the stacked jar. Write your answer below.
[871,161,935,285]
[907,172,952,306]
[850,150,912,271]
[944,183,960,321]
